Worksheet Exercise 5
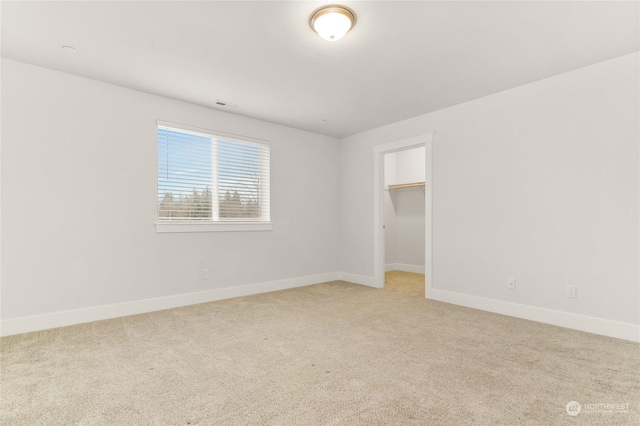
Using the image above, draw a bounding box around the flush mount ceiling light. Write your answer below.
[309,5,356,41]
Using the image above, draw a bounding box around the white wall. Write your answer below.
[339,53,639,338]
[1,59,340,327]
[386,147,426,187]
[393,189,425,269]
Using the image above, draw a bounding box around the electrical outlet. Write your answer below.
[507,277,516,290]
[201,269,209,280]
[566,285,576,299]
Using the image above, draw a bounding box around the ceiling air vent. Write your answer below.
[214,100,237,109]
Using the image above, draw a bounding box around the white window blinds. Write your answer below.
[157,123,270,223]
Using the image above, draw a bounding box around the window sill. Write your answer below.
[155,222,273,233]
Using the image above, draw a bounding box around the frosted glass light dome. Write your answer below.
[310,6,356,41]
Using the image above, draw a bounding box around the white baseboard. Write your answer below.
[0,272,340,337]
[339,272,377,288]
[385,263,397,272]
[427,288,640,343]
[4,272,636,343]
[385,263,425,274]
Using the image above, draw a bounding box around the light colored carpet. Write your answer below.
[384,270,425,297]
[1,272,638,425]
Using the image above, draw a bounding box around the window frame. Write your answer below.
[155,120,272,233]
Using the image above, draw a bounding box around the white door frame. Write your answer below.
[372,133,434,294]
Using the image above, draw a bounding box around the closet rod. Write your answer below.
[388,182,425,190]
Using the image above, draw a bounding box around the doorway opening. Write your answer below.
[373,134,433,296]
[384,146,426,296]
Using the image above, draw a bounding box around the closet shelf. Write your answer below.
[388,182,425,190]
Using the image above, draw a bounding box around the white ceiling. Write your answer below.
[2,1,638,138]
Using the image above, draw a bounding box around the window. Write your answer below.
[156,121,271,232]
